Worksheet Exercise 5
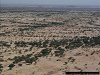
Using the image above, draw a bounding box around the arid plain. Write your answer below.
[0,7,100,75]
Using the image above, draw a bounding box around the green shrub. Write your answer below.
[25,56,38,64]
[42,40,49,47]
[0,41,10,47]
[50,40,61,48]
[0,64,3,73]
[13,54,38,65]
[41,49,51,56]
[55,47,65,57]
[13,56,24,64]
[8,63,15,70]
[50,22,64,25]
[18,64,22,66]
[40,48,51,57]
[14,41,28,47]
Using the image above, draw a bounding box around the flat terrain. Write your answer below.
[0,8,100,75]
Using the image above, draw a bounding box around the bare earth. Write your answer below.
[0,9,100,75]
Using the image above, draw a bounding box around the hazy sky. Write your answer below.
[1,0,100,6]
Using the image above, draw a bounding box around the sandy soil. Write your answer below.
[0,11,100,75]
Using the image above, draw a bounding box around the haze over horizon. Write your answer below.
[1,0,100,6]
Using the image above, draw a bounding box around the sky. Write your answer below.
[1,0,100,6]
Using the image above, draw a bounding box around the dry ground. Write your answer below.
[0,11,100,75]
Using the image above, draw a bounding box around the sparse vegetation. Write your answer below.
[14,41,28,47]
[35,48,52,57]
[0,9,100,75]
[0,41,11,47]
[40,48,51,56]
[55,47,65,57]
[0,64,3,73]
[12,54,38,64]
[49,22,64,26]
[25,56,38,64]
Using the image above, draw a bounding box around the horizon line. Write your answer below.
[1,4,100,7]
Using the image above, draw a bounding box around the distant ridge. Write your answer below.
[0,4,100,12]
[1,4,100,8]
